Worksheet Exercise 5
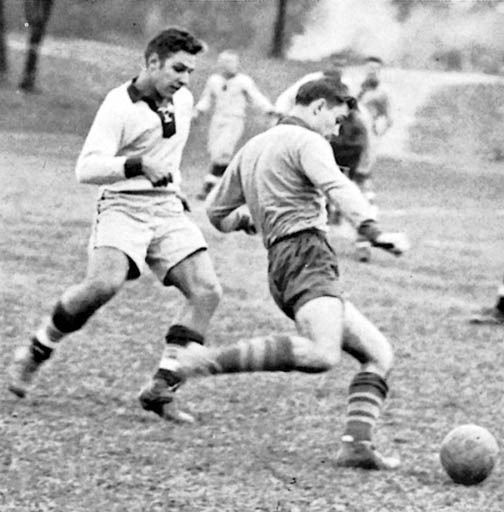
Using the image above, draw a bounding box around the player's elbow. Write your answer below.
[75,158,93,184]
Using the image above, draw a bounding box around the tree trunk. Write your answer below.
[269,0,288,58]
[0,0,7,76]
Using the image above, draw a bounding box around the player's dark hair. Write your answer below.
[365,56,384,65]
[295,79,350,107]
[145,28,205,63]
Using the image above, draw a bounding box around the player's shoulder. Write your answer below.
[105,81,131,102]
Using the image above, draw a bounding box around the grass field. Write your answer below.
[1,38,504,511]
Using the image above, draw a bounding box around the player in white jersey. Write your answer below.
[193,50,275,199]
[8,28,222,424]
[357,56,393,137]
[168,80,409,469]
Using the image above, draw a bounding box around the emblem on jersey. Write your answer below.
[157,103,177,138]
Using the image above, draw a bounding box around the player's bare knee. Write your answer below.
[316,346,341,371]
[372,341,394,376]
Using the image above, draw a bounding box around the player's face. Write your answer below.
[148,51,196,98]
[316,101,349,136]
[218,53,239,76]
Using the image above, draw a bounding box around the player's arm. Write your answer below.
[75,94,130,185]
[244,77,275,114]
[300,137,408,255]
[193,76,214,117]
[206,153,255,234]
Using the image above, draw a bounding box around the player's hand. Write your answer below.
[236,209,257,235]
[372,232,410,256]
[142,156,173,187]
[191,108,202,121]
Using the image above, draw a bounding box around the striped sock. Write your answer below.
[31,300,90,358]
[213,335,297,373]
[343,372,388,442]
[159,324,204,374]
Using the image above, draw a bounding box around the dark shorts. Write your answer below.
[267,229,343,320]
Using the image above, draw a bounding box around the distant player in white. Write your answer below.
[8,28,222,424]
[357,56,393,137]
[193,50,275,199]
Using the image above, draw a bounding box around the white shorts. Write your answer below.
[89,190,208,281]
[208,115,245,165]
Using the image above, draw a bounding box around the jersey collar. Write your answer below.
[127,77,163,105]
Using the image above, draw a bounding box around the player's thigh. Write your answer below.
[165,249,221,300]
[295,296,344,354]
[90,193,152,280]
[85,246,130,293]
[342,300,393,372]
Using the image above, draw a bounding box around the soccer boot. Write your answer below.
[138,369,195,424]
[335,436,400,470]
[356,239,372,263]
[469,306,504,325]
[8,342,47,398]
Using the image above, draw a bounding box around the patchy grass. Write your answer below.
[1,37,504,512]
[410,82,504,163]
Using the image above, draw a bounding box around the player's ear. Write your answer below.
[147,52,161,70]
[312,98,326,115]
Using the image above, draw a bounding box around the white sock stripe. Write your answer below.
[347,401,380,417]
[347,415,375,425]
[34,332,59,350]
[348,392,384,404]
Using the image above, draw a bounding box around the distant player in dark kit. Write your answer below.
[470,277,504,325]
[8,28,222,424]
[19,0,55,92]
[171,79,409,470]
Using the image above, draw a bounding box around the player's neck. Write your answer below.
[134,71,169,103]
[221,71,237,79]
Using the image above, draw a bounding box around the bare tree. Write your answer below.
[0,0,7,80]
[270,0,288,58]
[19,0,54,92]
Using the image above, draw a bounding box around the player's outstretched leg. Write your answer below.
[8,300,96,398]
[469,281,504,325]
[8,247,128,398]
[335,301,400,470]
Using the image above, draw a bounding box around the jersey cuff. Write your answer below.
[124,157,143,178]
[358,219,382,243]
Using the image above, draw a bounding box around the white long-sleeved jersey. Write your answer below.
[195,73,273,119]
[75,80,193,193]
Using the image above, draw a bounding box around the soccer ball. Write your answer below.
[440,424,499,485]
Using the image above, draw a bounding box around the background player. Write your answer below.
[470,277,504,325]
[173,79,409,469]
[193,50,276,200]
[357,56,393,137]
[8,28,222,424]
